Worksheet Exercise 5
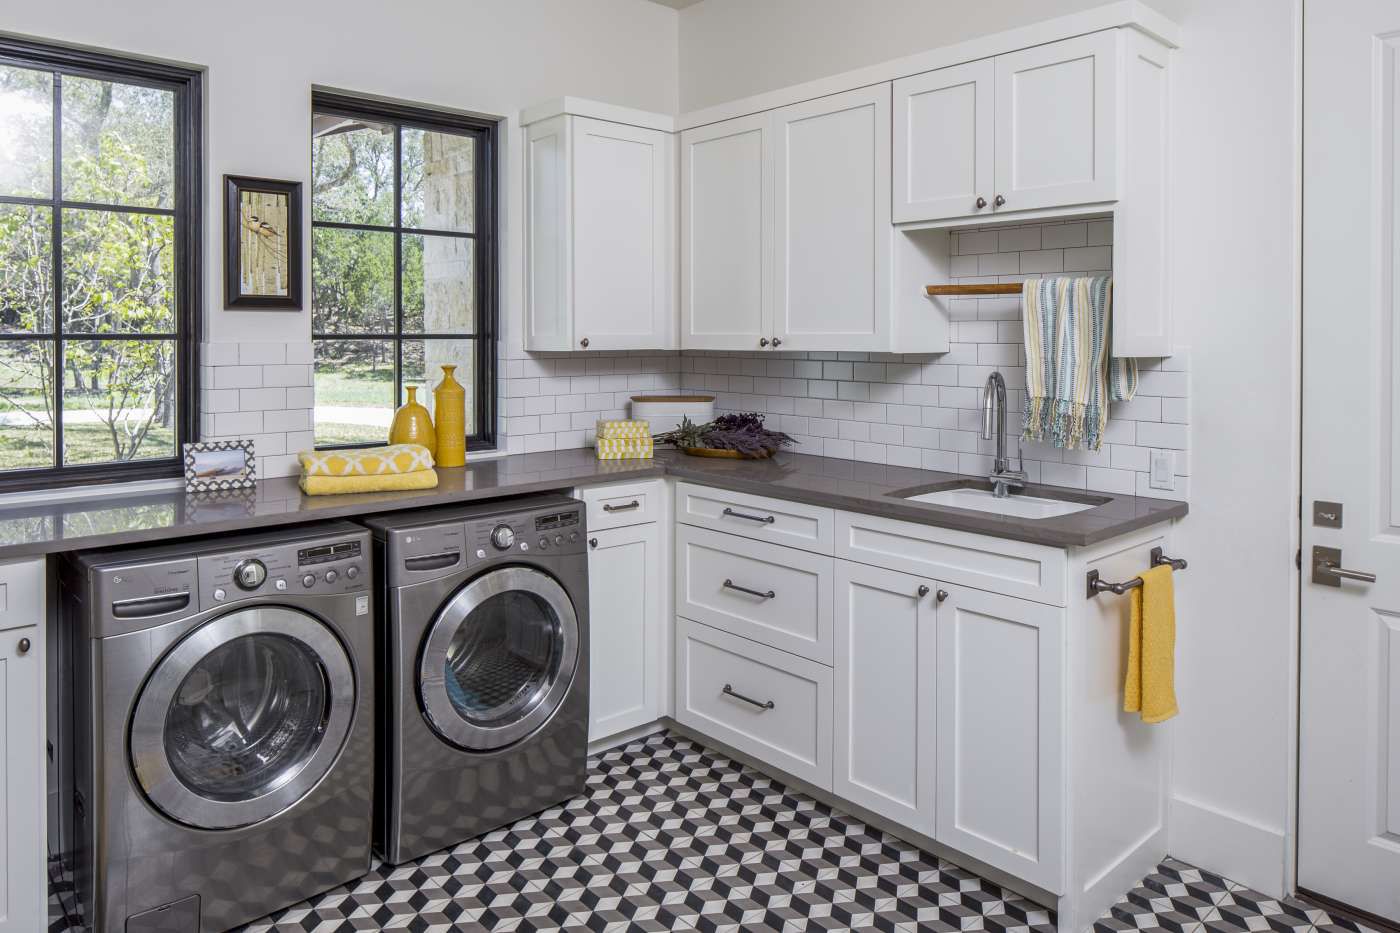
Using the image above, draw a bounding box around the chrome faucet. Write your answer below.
[982,371,1026,498]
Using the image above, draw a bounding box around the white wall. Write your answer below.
[4,0,680,473]
[678,0,1300,899]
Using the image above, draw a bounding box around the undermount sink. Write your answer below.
[891,482,1105,520]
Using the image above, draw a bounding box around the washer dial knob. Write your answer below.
[490,524,515,550]
[233,559,267,591]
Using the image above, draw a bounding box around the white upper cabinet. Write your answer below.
[894,30,1147,224]
[994,32,1117,213]
[525,109,676,351]
[680,113,772,351]
[771,87,891,352]
[893,59,995,223]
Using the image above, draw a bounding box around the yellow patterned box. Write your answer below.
[596,419,651,440]
[595,436,654,460]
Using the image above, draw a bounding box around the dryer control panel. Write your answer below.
[465,506,584,561]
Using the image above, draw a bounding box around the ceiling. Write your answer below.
[643,0,705,9]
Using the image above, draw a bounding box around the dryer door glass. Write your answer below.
[130,606,357,830]
[420,566,579,750]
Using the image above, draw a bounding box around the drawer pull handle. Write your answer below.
[723,578,775,600]
[723,684,775,711]
[602,500,641,513]
[722,507,775,525]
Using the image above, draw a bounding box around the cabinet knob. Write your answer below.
[936,589,949,603]
[993,194,1006,208]
[917,584,930,597]
[589,537,598,549]
[17,637,30,655]
[771,337,782,348]
[759,338,769,348]
[579,337,590,348]
[974,196,987,210]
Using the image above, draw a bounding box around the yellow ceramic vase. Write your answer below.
[433,364,467,467]
[388,386,436,451]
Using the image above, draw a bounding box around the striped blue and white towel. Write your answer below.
[1021,276,1137,451]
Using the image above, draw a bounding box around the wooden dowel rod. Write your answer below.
[925,283,1025,296]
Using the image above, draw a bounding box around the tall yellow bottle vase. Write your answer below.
[389,386,436,450]
[433,364,467,467]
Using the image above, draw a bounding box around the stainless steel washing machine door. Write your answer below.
[129,606,355,830]
[418,566,579,751]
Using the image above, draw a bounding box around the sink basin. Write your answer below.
[892,482,1102,519]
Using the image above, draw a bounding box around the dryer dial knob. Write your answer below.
[233,559,267,591]
[491,524,515,550]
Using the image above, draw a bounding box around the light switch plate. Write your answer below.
[1149,449,1174,490]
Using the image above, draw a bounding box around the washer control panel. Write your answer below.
[198,534,368,610]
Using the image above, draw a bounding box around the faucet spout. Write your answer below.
[981,371,1025,498]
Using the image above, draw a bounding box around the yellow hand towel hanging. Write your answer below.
[1123,563,1178,723]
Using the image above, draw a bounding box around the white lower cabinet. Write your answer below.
[586,522,664,743]
[833,560,937,836]
[935,582,1064,892]
[0,558,44,933]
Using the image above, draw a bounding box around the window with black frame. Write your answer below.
[0,40,199,489]
[310,93,496,451]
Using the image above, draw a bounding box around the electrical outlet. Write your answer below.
[1149,449,1174,491]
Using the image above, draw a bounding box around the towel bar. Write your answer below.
[925,283,1025,296]
[1086,546,1187,598]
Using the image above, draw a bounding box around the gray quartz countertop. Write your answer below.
[0,448,1185,560]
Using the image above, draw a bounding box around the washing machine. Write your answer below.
[362,494,589,865]
[59,522,375,933]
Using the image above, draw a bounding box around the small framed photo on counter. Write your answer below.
[223,175,303,309]
[184,440,256,493]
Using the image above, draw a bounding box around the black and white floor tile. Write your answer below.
[48,731,1378,933]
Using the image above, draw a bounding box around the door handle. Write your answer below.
[1312,546,1377,586]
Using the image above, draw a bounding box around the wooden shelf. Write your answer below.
[924,283,1025,296]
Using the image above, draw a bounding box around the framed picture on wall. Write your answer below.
[223,175,303,309]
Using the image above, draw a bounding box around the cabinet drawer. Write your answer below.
[581,480,660,531]
[0,558,43,634]
[835,511,1068,606]
[675,481,833,554]
[675,617,833,790]
[676,525,833,664]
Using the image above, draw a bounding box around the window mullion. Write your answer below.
[393,120,403,412]
[51,70,64,468]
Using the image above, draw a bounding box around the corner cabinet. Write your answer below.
[0,558,44,933]
[682,88,929,353]
[524,107,676,351]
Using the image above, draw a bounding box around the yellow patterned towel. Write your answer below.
[299,469,439,496]
[1123,564,1178,723]
[596,437,653,461]
[597,419,651,440]
[298,444,435,478]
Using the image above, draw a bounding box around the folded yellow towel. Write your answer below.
[298,444,435,478]
[596,419,651,440]
[299,469,439,496]
[1124,564,1178,723]
[596,436,653,461]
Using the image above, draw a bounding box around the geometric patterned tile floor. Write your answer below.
[47,731,1378,933]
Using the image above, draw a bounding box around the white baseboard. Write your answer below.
[1169,794,1287,897]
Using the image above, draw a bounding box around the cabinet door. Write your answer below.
[772,86,891,351]
[0,626,42,932]
[680,113,772,351]
[833,561,936,835]
[893,60,995,223]
[573,118,675,351]
[587,524,663,742]
[525,115,571,350]
[936,585,1064,892]
[993,32,1118,214]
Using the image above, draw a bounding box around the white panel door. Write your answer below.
[525,116,570,349]
[833,560,936,835]
[681,113,772,351]
[572,118,674,351]
[893,60,996,223]
[772,86,891,352]
[936,584,1064,893]
[993,32,1118,214]
[586,523,663,742]
[0,626,42,933]
[1299,1,1400,922]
